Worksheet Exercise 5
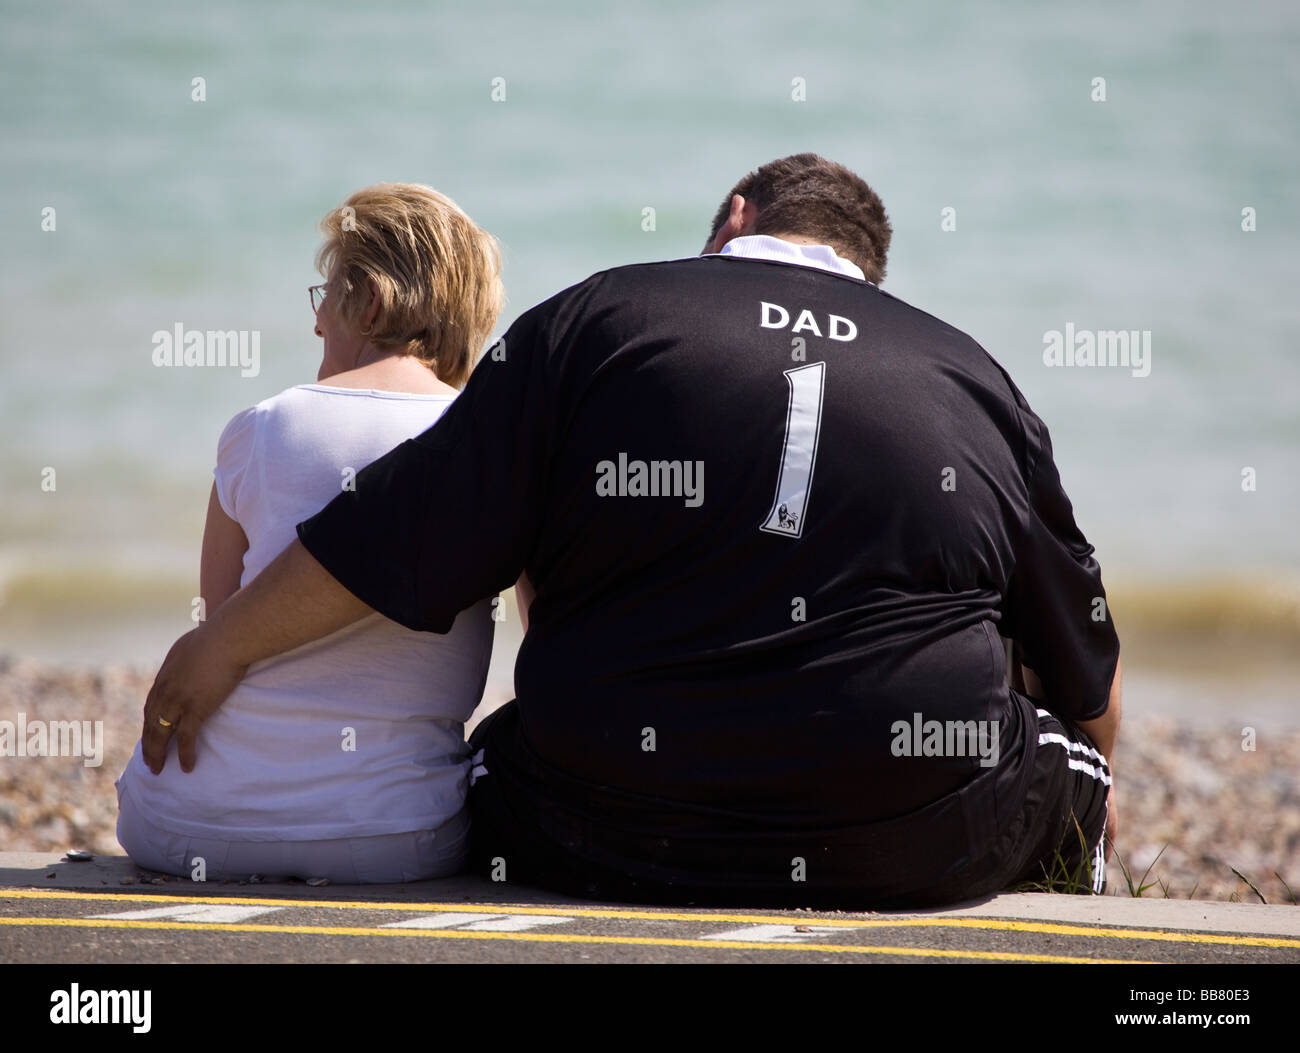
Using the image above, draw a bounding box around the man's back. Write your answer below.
[517,252,1032,821]
[298,243,1119,901]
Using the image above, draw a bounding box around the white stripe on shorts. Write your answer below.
[1036,710,1110,892]
[1035,710,1109,765]
[1036,729,1112,786]
[1092,804,1108,893]
[1063,756,1112,785]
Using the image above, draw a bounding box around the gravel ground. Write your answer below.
[1,654,1296,904]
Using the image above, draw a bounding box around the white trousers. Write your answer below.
[116,784,469,884]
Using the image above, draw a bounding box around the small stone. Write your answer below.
[65,850,94,862]
[248,874,264,884]
[46,871,56,879]
[306,877,329,887]
[119,876,136,885]
[150,877,167,885]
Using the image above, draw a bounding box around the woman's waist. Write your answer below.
[119,736,470,814]
[238,622,487,718]
[190,701,472,770]
[232,660,479,722]
[117,754,471,841]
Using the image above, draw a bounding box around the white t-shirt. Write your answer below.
[118,384,495,841]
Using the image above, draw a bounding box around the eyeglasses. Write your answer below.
[309,284,328,313]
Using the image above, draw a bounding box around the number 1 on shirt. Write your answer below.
[760,361,825,540]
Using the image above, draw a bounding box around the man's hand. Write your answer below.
[140,538,374,774]
[1077,655,1121,864]
[142,625,248,774]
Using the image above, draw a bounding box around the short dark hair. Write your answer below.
[707,154,892,284]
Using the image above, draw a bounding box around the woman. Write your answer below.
[116,183,504,883]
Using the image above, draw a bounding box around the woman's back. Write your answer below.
[118,384,494,841]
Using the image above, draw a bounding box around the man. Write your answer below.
[143,154,1121,908]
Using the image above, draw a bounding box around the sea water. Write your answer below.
[1,1,1296,722]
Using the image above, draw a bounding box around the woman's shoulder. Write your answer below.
[215,387,309,453]
[234,382,452,419]
[290,382,456,401]
[216,383,458,457]
[215,386,336,458]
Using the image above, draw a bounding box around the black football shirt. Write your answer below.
[297,254,1120,830]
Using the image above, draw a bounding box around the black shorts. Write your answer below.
[465,694,1109,909]
[1000,704,1111,894]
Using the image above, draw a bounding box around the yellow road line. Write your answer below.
[939,918,1300,949]
[3,888,1295,949]
[0,916,1149,963]
[1,887,896,922]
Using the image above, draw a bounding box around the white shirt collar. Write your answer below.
[706,234,867,282]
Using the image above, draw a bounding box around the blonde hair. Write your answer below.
[315,183,503,388]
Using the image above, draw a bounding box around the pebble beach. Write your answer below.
[1,654,1295,905]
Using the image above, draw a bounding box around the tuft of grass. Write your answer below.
[1227,866,1267,905]
[1010,813,1099,895]
[1274,872,1296,905]
[1011,848,1091,895]
[1005,823,1297,905]
[1112,842,1169,898]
